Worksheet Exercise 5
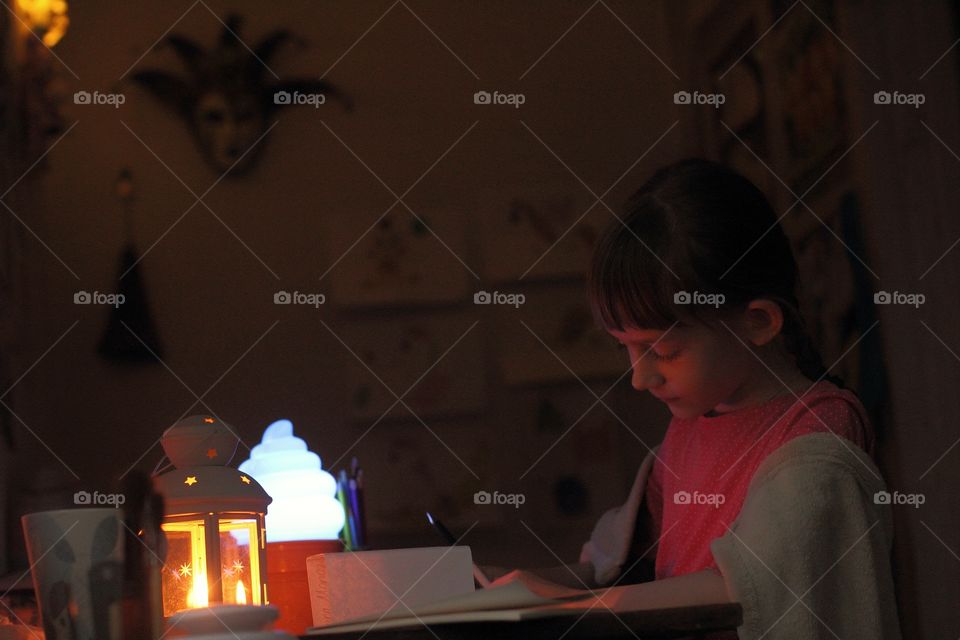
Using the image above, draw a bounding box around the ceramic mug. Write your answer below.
[21,508,124,640]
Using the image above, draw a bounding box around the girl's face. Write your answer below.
[608,319,759,420]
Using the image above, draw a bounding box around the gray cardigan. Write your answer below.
[581,433,902,640]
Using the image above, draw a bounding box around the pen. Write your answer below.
[426,512,492,589]
[338,470,354,550]
[348,477,363,549]
[426,511,456,544]
[355,469,367,548]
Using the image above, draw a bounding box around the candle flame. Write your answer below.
[187,572,208,608]
[235,580,247,605]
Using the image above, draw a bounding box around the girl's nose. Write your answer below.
[631,365,665,391]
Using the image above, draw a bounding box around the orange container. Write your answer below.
[267,540,343,634]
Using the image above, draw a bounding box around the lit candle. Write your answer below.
[187,572,209,608]
[235,580,247,605]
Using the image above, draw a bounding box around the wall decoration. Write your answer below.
[99,168,163,364]
[327,210,469,307]
[130,14,351,175]
[521,390,626,523]
[496,288,625,386]
[553,475,589,518]
[694,6,774,201]
[771,0,847,193]
[715,47,770,194]
[354,423,496,535]
[344,314,485,422]
[478,173,603,282]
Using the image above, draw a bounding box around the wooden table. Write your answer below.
[300,602,742,639]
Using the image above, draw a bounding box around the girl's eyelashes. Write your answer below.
[616,342,682,362]
[653,349,681,362]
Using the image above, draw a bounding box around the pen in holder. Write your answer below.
[337,458,367,551]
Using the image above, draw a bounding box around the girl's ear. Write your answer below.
[742,299,784,346]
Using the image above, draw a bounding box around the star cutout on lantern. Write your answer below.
[206,448,218,460]
[223,567,235,578]
[240,476,251,485]
[184,476,198,486]
[178,563,192,577]
[203,417,215,423]
[232,560,245,573]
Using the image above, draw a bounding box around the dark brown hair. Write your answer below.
[588,158,842,388]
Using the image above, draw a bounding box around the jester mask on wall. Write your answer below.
[131,14,351,175]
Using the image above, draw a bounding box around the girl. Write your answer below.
[493,159,900,640]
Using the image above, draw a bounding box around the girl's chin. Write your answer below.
[665,400,711,420]
[665,400,695,419]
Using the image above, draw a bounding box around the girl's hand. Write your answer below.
[489,569,587,599]
[489,568,530,587]
[488,563,600,592]
[479,565,512,582]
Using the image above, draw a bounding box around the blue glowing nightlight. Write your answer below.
[238,419,345,542]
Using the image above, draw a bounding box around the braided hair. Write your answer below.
[779,296,846,389]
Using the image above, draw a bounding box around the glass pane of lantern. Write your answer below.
[160,521,208,616]
[218,518,261,606]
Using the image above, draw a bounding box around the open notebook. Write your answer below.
[306,579,594,634]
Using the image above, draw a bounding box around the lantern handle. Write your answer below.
[151,453,174,477]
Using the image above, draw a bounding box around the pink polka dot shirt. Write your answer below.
[646,380,875,580]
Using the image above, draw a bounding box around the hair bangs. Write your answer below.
[588,225,682,332]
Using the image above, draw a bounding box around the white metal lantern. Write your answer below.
[153,415,272,616]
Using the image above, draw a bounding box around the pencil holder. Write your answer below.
[267,540,343,635]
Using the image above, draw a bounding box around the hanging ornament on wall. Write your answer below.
[129,13,352,176]
[98,168,164,364]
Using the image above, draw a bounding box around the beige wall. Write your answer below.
[7,0,678,569]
